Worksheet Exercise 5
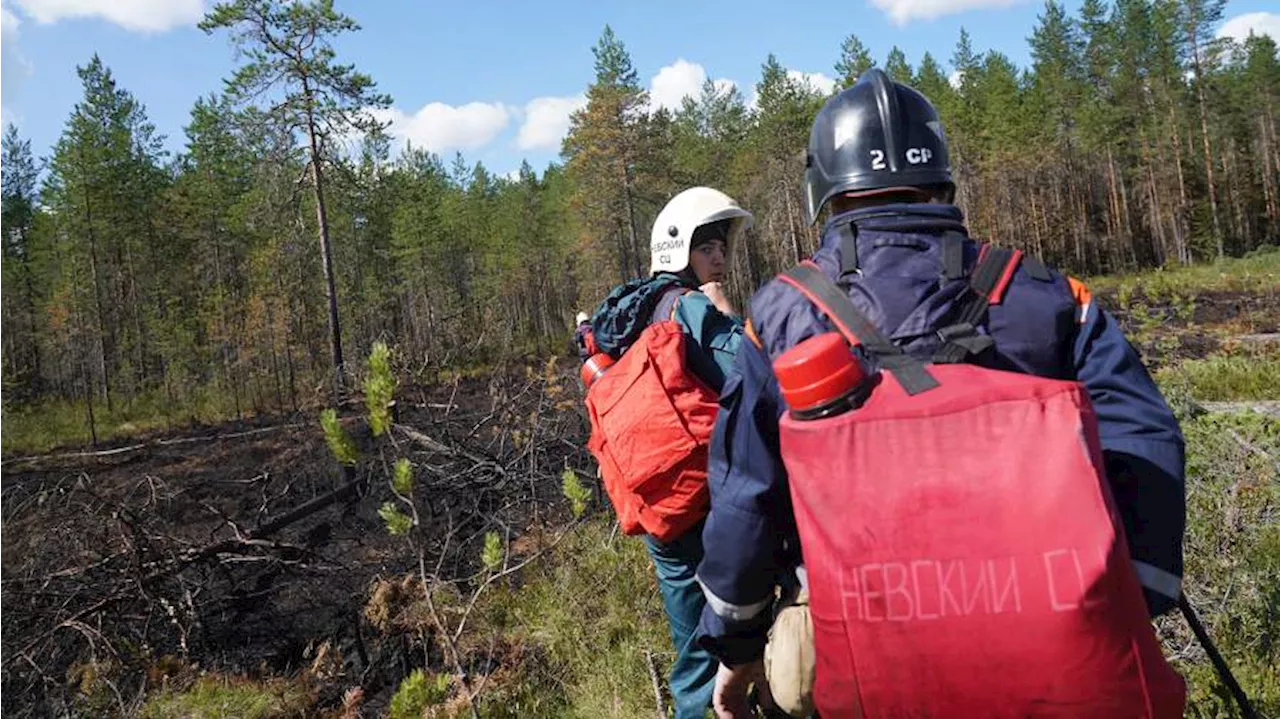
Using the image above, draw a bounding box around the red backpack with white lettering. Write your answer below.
[771,250,1186,718]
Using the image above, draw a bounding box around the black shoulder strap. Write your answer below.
[941,231,966,281]
[779,263,938,396]
[836,220,859,279]
[933,244,1023,364]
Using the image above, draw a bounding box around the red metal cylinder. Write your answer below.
[581,353,615,389]
[773,332,866,417]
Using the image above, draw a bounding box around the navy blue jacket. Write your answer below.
[695,205,1186,665]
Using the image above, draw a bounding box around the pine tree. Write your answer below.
[1,124,44,397]
[562,26,653,295]
[835,34,875,88]
[42,55,168,412]
[885,46,914,83]
[201,0,393,398]
[166,94,256,415]
[1180,0,1229,254]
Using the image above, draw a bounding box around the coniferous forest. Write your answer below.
[3,3,1279,717]
[2,0,1278,427]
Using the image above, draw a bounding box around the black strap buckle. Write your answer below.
[936,322,977,343]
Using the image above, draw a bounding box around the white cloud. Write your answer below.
[711,78,736,97]
[13,0,204,32]
[373,102,512,154]
[648,59,737,112]
[2,4,32,124]
[515,94,585,150]
[948,70,964,89]
[1216,12,1280,45]
[2,5,19,42]
[787,70,837,95]
[870,0,1022,26]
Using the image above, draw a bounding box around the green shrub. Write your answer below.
[388,669,452,719]
[140,675,312,719]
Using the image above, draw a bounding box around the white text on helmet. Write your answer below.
[906,147,934,165]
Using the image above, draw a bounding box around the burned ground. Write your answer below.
[2,362,594,717]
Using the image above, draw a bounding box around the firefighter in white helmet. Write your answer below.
[578,186,752,719]
[649,186,752,318]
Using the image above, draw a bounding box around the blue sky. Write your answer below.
[2,0,1278,179]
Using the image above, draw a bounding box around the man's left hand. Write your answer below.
[712,659,772,719]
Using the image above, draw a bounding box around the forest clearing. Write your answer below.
[2,0,1278,716]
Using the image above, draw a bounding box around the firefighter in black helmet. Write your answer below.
[694,68,1187,719]
[803,67,955,220]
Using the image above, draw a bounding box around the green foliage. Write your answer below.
[365,341,395,436]
[561,468,591,519]
[468,520,670,718]
[1157,355,1280,402]
[835,34,875,88]
[8,21,1280,436]
[200,0,391,135]
[1164,410,1280,717]
[378,501,413,536]
[1089,245,1280,297]
[392,457,413,496]
[319,408,358,466]
[1,384,246,455]
[1,124,44,399]
[388,669,452,719]
[482,531,504,572]
[140,675,312,718]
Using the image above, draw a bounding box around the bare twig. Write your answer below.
[394,423,507,478]
[451,520,581,645]
[645,650,668,719]
[416,519,481,719]
[5,594,128,667]
[1226,428,1279,469]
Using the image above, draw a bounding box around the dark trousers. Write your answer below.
[643,522,717,719]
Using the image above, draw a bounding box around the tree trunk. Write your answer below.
[306,112,345,400]
[1029,188,1044,259]
[1105,146,1122,259]
[21,241,43,393]
[123,235,148,391]
[1116,150,1133,266]
[1188,26,1223,256]
[79,160,114,412]
[1223,140,1248,247]
[1260,111,1278,223]
[212,226,241,419]
[1167,105,1190,263]
[82,355,98,447]
[1140,130,1166,265]
[276,271,300,413]
[265,293,284,413]
[621,163,643,279]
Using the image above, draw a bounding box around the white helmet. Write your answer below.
[649,187,753,275]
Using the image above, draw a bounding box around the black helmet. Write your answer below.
[804,68,953,224]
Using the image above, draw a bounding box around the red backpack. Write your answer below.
[770,250,1186,718]
[582,292,718,543]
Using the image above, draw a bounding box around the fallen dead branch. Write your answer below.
[1,422,313,468]
[1197,400,1280,417]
